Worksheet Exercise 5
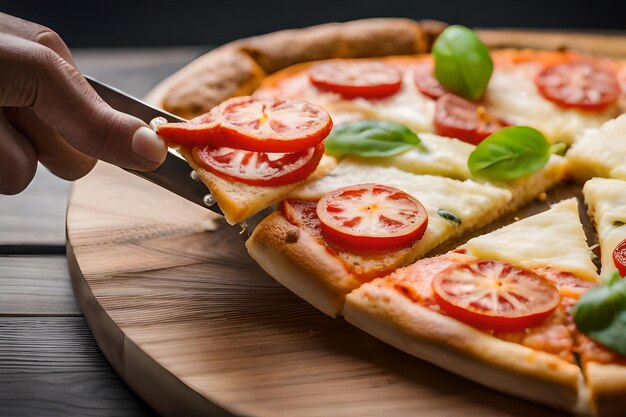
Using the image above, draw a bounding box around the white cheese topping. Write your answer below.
[463,198,599,282]
[567,113,626,181]
[583,178,626,278]
[484,62,617,145]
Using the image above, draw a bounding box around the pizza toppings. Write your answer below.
[535,62,620,111]
[216,97,332,152]
[432,260,560,332]
[574,272,626,356]
[156,107,221,146]
[309,61,402,99]
[316,184,428,251]
[324,120,422,158]
[613,238,626,277]
[158,96,332,153]
[192,142,324,187]
[434,93,509,145]
[431,25,494,101]
[413,62,449,100]
[467,126,551,181]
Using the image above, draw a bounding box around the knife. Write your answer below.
[85,75,224,216]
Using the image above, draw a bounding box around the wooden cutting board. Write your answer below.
[68,162,587,417]
[67,29,625,417]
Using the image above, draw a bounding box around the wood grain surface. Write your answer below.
[67,162,573,417]
[0,317,154,417]
[0,256,79,316]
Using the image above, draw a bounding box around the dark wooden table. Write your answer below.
[0,47,209,417]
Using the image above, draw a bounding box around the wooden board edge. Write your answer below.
[66,231,235,417]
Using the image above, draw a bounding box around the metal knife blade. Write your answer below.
[85,75,223,216]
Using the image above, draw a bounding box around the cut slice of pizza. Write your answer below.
[157,96,338,225]
[246,154,566,317]
[344,198,600,412]
[583,177,626,278]
[580,177,626,416]
[567,114,626,182]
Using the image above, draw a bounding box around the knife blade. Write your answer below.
[85,75,224,216]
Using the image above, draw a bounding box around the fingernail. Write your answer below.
[131,126,167,166]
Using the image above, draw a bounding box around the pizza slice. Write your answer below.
[583,177,626,278]
[344,198,599,412]
[572,178,626,417]
[247,153,566,317]
[567,114,626,182]
[156,96,338,224]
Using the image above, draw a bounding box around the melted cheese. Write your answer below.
[566,114,626,182]
[484,62,618,145]
[292,159,513,256]
[463,198,599,282]
[346,133,474,179]
[583,178,626,278]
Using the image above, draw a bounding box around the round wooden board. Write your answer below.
[67,162,575,417]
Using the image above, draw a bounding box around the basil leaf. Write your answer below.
[574,272,626,356]
[438,209,462,225]
[432,25,493,101]
[467,126,550,181]
[614,220,625,228]
[549,143,567,156]
[325,121,422,158]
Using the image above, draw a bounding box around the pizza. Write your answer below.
[151,19,626,416]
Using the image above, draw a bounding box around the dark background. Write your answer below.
[2,0,625,48]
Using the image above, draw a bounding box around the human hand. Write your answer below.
[0,12,168,195]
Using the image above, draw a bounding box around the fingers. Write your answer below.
[0,36,167,171]
[0,111,37,195]
[0,12,77,67]
[4,107,96,180]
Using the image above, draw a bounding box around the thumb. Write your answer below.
[4,38,167,170]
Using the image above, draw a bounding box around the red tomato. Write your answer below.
[192,142,324,187]
[613,238,626,277]
[413,62,449,100]
[432,260,560,333]
[316,184,428,251]
[215,97,332,153]
[309,61,402,99]
[157,107,221,146]
[535,62,620,111]
[434,93,509,145]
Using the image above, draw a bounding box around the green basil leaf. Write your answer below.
[549,143,567,156]
[614,220,625,228]
[432,25,493,101]
[574,272,626,356]
[437,209,462,225]
[324,120,422,158]
[467,126,550,181]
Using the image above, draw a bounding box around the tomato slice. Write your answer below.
[432,260,560,333]
[316,184,428,251]
[413,62,449,100]
[535,62,620,111]
[613,238,626,277]
[434,93,509,145]
[157,107,221,146]
[192,142,324,187]
[309,61,403,99]
[215,97,332,152]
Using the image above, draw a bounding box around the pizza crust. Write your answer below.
[146,18,446,118]
[343,284,585,413]
[178,148,337,225]
[584,362,626,417]
[245,212,360,317]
